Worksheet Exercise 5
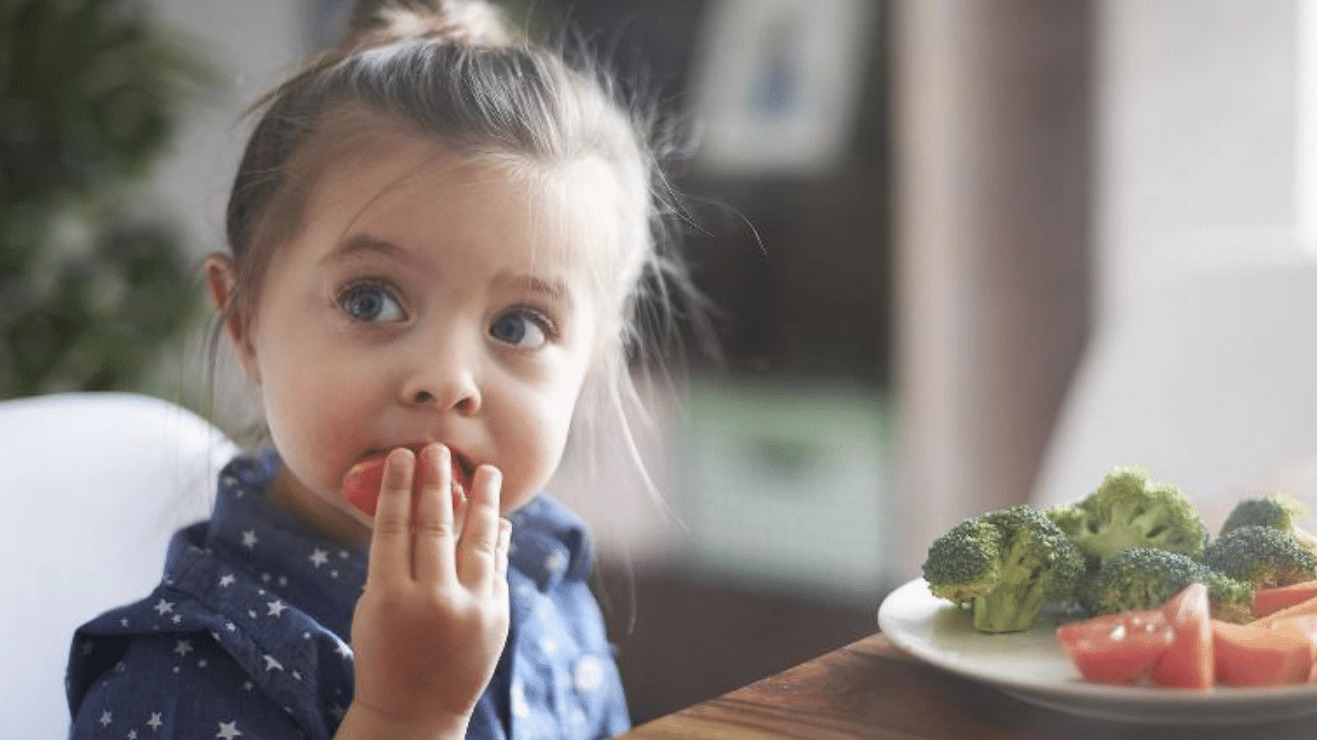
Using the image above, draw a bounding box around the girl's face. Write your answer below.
[209,134,613,545]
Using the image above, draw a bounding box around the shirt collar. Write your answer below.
[203,448,368,639]
[197,448,596,635]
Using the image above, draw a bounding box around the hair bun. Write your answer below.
[344,0,511,48]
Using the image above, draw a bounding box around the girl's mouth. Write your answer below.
[342,445,475,518]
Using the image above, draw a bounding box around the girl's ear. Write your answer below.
[204,253,262,385]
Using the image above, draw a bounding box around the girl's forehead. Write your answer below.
[301,135,623,277]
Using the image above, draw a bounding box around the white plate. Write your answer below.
[877,578,1317,725]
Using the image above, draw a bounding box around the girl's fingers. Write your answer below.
[412,443,457,584]
[453,482,468,541]
[456,464,502,591]
[494,518,512,582]
[365,448,415,588]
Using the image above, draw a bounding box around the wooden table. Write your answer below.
[618,633,1317,739]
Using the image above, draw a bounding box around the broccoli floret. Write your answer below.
[1081,547,1254,622]
[922,505,1086,633]
[1203,525,1317,589]
[1202,570,1255,624]
[1220,492,1317,556]
[1046,467,1208,564]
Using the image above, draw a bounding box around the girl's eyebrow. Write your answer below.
[494,272,572,307]
[321,233,419,265]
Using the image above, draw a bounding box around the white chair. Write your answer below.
[1032,241,1317,534]
[0,392,236,739]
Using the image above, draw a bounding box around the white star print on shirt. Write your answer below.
[335,641,353,659]
[216,720,242,739]
[241,530,258,548]
[574,655,605,693]
[174,640,193,657]
[267,599,287,617]
[263,655,284,671]
[98,710,112,727]
[545,551,567,573]
[128,730,139,739]
[510,679,530,718]
[218,574,236,587]
[309,549,329,567]
[146,712,163,730]
[153,599,173,616]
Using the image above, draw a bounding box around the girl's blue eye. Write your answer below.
[339,282,405,323]
[489,309,550,350]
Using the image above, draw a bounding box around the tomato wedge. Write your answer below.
[1150,583,1213,689]
[1253,582,1317,619]
[1056,609,1175,684]
[1212,620,1312,686]
[341,452,466,518]
[1254,594,1317,627]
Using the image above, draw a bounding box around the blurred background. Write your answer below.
[10,0,1317,726]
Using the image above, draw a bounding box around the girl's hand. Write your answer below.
[339,444,512,740]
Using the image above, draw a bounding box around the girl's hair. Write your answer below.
[206,0,711,518]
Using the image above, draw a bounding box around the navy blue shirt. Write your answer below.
[67,448,630,739]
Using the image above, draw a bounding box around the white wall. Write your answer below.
[1095,0,1301,324]
[148,0,310,264]
[140,1,309,426]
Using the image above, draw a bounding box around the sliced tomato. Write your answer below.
[1150,583,1213,689]
[1212,620,1312,686]
[1254,594,1317,627]
[1254,581,1317,619]
[341,453,466,518]
[1056,609,1174,684]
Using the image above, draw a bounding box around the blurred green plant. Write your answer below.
[0,0,214,398]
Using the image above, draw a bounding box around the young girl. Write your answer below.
[66,1,696,737]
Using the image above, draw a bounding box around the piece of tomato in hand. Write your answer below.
[1056,609,1175,684]
[1150,583,1213,689]
[341,452,466,519]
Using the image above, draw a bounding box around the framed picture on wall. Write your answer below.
[689,0,873,178]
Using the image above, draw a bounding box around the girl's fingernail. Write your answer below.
[384,448,413,487]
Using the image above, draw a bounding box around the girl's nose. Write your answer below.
[401,363,482,416]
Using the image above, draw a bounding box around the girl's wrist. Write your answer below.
[336,701,469,740]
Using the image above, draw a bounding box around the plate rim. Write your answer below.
[877,577,1317,707]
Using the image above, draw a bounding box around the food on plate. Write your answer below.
[1202,525,1317,589]
[1252,581,1317,619]
[1211,620,1312,687]
[1219,492,1317,557]
[921,505,1086,633]
[1150,583,1214,688]
[915,463,1317,689]
[1055,583,1213,688]
[1080,548,1253,624]
[1055,607,1174,684]
[1253,594,1317,627]
[1044,466,1208,565]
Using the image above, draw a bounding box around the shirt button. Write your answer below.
[573,655,604,693]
